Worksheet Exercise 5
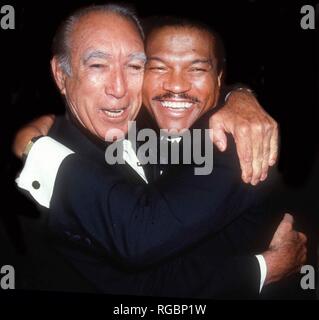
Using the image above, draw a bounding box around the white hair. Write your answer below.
[52,3,144,76]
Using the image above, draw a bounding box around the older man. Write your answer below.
[14,5,306,298]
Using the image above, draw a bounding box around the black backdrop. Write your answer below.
[0,0,318,301]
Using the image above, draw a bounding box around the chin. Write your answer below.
[158,120,188,132]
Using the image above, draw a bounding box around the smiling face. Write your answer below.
[51,11,145,140]
[143,26,222,131]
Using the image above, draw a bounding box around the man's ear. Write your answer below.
[51,57,67,95]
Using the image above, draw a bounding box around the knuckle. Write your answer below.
[252,123,264,134]
[261,165,269,174]
[284,223,293,232]
[243,154,252,163]
[243,159,253,169]
[237,124,250,137]
[252,166,263,177]
[272,120,279,130]
[263,149,270,157]
[239,149,252,163]
[210,117,220,128]
[261,169,269,179]
[254,153,264,164]
[244,169,253,179]
[299,232,307,241]
[243,169,253,179]
[261,162,269,172]
[264,123,273,135]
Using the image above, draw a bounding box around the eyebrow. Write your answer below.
[82,50,111,64]
[191,59,213,65]
[147,57,165,63]
[128,52,147,63]
[82,50,147,65]
[147,57,213,65]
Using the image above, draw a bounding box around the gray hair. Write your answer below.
[52,3,144,76]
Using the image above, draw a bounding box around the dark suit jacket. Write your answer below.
[39,112,279,299]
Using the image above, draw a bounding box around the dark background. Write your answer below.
[0,0,318,300]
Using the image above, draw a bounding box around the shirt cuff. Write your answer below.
[255,254,267,293]
[16,136,74,208]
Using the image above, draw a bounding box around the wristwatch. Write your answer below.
[224,86,255,103]
[22,135,44,162]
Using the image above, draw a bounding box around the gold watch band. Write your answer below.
[22,135,44,162]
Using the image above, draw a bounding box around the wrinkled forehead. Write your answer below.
[70,12,144,60]
[146,26,215,61]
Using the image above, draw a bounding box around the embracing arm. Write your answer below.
[17,136,256,268]
[51,151,254,268]
[138,214,307,298]
[14,121,305,293]
[139,253,262,299]
[13,100,279,187]
[12,114,275,268]
[209,88,279,185]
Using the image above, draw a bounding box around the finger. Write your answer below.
[12,125,42,159]
[48,114,56,121]
[302,246,307,257]
[209,115,228,151]
[301,251,307,264]
[250,123,264,185]
[234,125,253,183]
[282,213,294,225]
[37,115,56,135]
[260,162,269,182]
[260,123,273,181]
[269,120,279,166]
[297,243,307,257]
[301,257,307,266]
[211,125,228,152]
[298,232,307,243]
[298,247,307,265]
[275,213,294,235]
[44,114,56,129]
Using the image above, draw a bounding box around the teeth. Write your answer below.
[102,109,124,118]
[161,101,193,110]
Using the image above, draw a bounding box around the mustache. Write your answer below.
[152,93,201,104]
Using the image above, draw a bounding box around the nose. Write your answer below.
[105,67,127,99]
[163,70,191,94]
